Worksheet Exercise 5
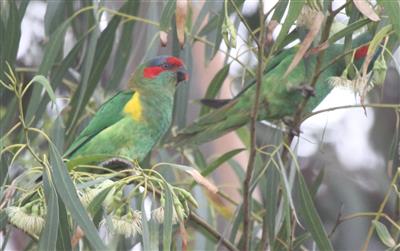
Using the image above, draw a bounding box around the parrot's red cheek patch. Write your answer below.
[143,66,164,79]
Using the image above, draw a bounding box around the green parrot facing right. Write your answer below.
[172,34,373,146]
[64,56,188,163]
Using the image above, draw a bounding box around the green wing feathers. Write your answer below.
[64,91,134,158]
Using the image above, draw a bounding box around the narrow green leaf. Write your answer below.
[66,26,100,133]
[192,2,211,34]
[149,218,160,251]
[372,220,396,248]
[377,0,400,39]
[235,126,250,148]
[107,1,140,92]
[68,2,128,133]
[141,200,151,251]
[328,18,370,44]
[296,171,334,251]
[229,206,243,244]
[192,148,208,170]
[3,0,20,71]
[264,164,280,246]
[202,148,244,177]
[30,75,56,104]
[292,233,311,250]
[49,143,106,250]
[198,14,219,37]
[228,159,245,182]
[87,185,114,216]
[44,1,66,35]
[56,197,71,251]
[212,13,225,59]
[38,169,59,251]
[25,20,70,123]
[160,0,177,32]
[272,0,305,52]
[271,0,289,23]
[310,168,325,198]
[200,64,231,116]
[33,33,87,128]
[163,182,174,251]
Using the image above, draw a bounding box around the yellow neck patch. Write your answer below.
[124,92,142,121]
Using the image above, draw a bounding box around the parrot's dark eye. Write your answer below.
[161,63,172,70]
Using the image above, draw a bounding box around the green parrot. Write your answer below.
[64,56,188,162]
[173,34,373,146]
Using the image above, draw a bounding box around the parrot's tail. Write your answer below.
[171,99,249,146]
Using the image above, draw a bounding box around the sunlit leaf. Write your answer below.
[176,0,187,48]
[38,169,59,251]
[377,0,400,39]
[353,0,380,22]
[284,12,324,77]
[163,182,173,251]
[272,0,304,52]
[372,220,396,248]
[200,64,231,116]
[49,143,106,250]
[296,170,333,251]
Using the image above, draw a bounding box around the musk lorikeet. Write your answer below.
[173,34,374,146]
[64,56,188,162]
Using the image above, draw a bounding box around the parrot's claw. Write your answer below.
[282,116,301,136]
[291,85,316,97]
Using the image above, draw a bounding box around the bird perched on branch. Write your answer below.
[64,56,188,163]
[172,34,374,147]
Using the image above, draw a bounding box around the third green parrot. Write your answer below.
[173,34,373,146]
[64,56,188,163]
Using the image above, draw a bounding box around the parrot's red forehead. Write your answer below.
[166,56,184,66]
[142,55,186,79]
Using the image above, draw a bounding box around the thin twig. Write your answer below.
[243,1,265,250]
[361,168,400,251]
[302,103,400,122]
[229,0,260,47]
[188,212,239,251]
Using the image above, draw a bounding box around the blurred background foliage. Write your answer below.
[0,0,400,250]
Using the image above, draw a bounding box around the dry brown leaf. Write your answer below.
[284,12,325,77]
[186,169,218,194]
[179,222,189,251]
[176,0,187,48]
[265,20,279,48]
[0,179,16,209]
[205,190,234,219]
[71,226,85,248]
[353,0,380,22]
[306,41,329,57]
[160,31,168,47]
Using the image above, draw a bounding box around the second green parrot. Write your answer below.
[173,34,373,146]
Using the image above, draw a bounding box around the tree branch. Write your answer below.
[188,212,239,251]
[242,1,265,250]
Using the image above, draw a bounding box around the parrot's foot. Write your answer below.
[291,84,316,97]
[282,116,301,136]
[100,158,133,169]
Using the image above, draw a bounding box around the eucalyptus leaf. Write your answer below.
[372,220,396,248]
[38,169,59,251]
[49,143,106,250]
[296,170,334,251]
[200,64,231,116]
